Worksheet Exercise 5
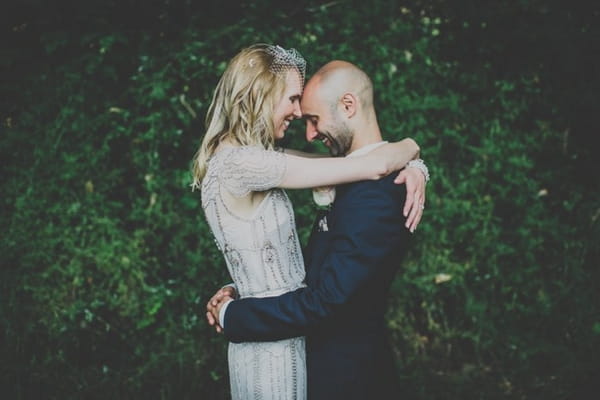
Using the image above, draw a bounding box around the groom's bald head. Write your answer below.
[305,60,374,113]
[301,60,382,156]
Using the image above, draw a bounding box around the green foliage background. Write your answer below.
[1,0,598,399]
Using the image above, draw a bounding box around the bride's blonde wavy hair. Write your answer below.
[191,44,306,190]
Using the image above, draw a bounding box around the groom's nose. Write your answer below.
[305,120,318,142]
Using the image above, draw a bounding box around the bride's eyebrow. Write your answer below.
[289,94,301,102]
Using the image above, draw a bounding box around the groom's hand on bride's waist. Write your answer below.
[206,286,236,333]
[206,296,234,334]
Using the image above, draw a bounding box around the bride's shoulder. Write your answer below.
[214,144,276,160]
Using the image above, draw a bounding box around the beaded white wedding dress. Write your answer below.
[201,145,307,400]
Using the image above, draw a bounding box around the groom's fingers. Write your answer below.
[211,308,223,333]
[207,311,224,333]
[210,290,225,307]
[211,294,221,307]
[206,293,221,322]
[206,311,216,326]
[221,286,236,298]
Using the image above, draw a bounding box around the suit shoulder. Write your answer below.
[341,173,406,198]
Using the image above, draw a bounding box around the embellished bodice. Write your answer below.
[201,146,306,299]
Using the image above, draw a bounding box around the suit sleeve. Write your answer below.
[223,181,408,343]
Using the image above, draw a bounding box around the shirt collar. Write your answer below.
[346,141,388,158]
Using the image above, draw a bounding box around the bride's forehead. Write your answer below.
[284,69,303,85]
[283,74,303,97]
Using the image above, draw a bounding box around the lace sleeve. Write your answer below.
[219,146,287,197]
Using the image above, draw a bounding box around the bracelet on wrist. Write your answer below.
[406,158,430,182]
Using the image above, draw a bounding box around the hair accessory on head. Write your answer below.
[266,44,306,88]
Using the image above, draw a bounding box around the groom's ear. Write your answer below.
[340,93,357,118]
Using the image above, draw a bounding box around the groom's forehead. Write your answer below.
[299,96,321,117]
[301,93,327,116]
[300,86,320,107]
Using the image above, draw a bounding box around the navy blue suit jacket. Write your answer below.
[224,172,411,399]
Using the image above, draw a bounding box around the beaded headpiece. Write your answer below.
[265,45,306,88]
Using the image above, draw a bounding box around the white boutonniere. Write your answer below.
[312,186,336,208]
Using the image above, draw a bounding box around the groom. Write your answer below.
[207,61,428,399]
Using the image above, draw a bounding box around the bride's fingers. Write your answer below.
[412,206,423,231]
[407,195,422,232]
[403,187,416,218]
[405,192,420,229]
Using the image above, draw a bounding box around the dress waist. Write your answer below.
[239,282,306,299]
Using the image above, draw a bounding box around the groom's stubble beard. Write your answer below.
[326,119,354,157]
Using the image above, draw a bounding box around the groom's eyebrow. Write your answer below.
[302,113,318,120]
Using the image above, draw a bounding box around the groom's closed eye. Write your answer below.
[303,115,318,125]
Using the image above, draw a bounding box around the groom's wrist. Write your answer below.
[219,298,234,329]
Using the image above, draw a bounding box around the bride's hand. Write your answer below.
[394,166,426,232]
